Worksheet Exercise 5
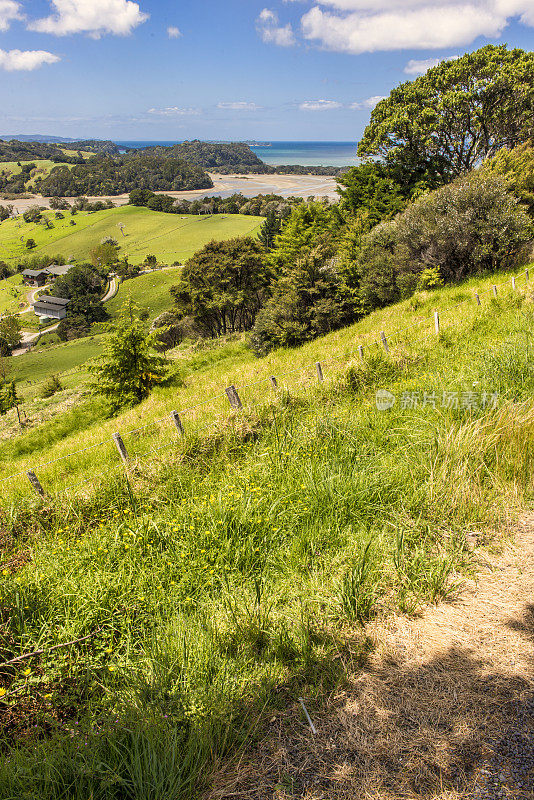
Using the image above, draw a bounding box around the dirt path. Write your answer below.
[209,518,534,800]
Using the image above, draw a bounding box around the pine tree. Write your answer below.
[257,211,281,250]
[89,310,167,408]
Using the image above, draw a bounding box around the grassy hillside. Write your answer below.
[105,267,181,323]
[0,273,28,314]
[0,206,263,266]
[1,263,533,799]
[0,159,63,189]
[1,265,531,495]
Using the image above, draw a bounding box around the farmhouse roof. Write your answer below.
[45,264,71,277]
[35,295,70,306]
[22,269,47,278]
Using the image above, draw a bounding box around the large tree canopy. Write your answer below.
[358,45,534,184]
[171,237,273,338]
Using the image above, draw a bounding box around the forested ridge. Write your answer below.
[37,153,213,197]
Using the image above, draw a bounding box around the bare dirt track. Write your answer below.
[208,517,534,800]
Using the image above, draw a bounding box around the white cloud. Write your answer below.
[299,99,342,110]
[148,106,199,116]
[256,7,296,46]
[0,48,61,70]
[28,0,149,37]
[404,55,459,74]
[167,25,181,38]
[351,95,386,109]
[0,0,21,31]
[217,101,262,110]
[298,1,534,54]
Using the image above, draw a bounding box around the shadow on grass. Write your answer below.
[207,605,534,800]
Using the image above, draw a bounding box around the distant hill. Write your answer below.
[137,139,342,176]
[0,134,77,143]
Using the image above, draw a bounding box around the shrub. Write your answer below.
[481,143,534,216]
[41,374,63,398]
[250,243,358,355]
[356,172,533,310]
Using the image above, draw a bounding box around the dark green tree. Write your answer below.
[267,201,343,274]
[171,237,273,337]
[337,161,408,226]
[358,45,534,184]
[250,241,358,355]
[257,210,281,250]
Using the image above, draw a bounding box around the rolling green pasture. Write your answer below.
[0,206,263,266]
[7,334,104,390]
[106,267,181,322]
[0,272,28,314]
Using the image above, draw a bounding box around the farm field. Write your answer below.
[0,205,263,266]
[7,334,104,391]
[1,261,534,799]
[105,267,180,322]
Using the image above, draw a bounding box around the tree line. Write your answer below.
[164,46,534,358]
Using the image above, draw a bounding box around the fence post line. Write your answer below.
[269,376,278,391]
[526,269,530,282]
[380,331,389,354]
[170,410,185,436]
[492,285,498,299]
[512,276,516,291]
[434,310,440,335]
[357,345,364,362]
[27,470,45,497]
[474,292,481,306]
[225,385,243,410]
[316,362,324,382]
[113,433,130,466]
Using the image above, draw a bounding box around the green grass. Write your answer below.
[106,268,181,323]
[6,335,104,390]
[0,273,27,315]
[0,206,263,266]
[0,159,61,189]
[0,266,533,799]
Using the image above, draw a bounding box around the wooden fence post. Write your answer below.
[316,362,324,382]
[434,310,440,335]
[27,470,45,497]
[170,410,184,436]
[269,376,278,391]
[357,345,364,362]
[225,385,242,410]
[512,276,516,291]
[113,433,129,466]
[474,292,481,306]
[526,269,530,282]
[380,331,389,354]
[492,285,498,299]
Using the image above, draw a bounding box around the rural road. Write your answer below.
[101,276,118,303]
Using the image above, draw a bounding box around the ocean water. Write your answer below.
[115,140,359,168]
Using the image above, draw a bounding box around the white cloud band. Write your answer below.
[28,0,148,37]
[0,48,61,70]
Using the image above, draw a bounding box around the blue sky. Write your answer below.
[0,0,533,142]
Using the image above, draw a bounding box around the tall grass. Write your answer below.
[1,279,534,798]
